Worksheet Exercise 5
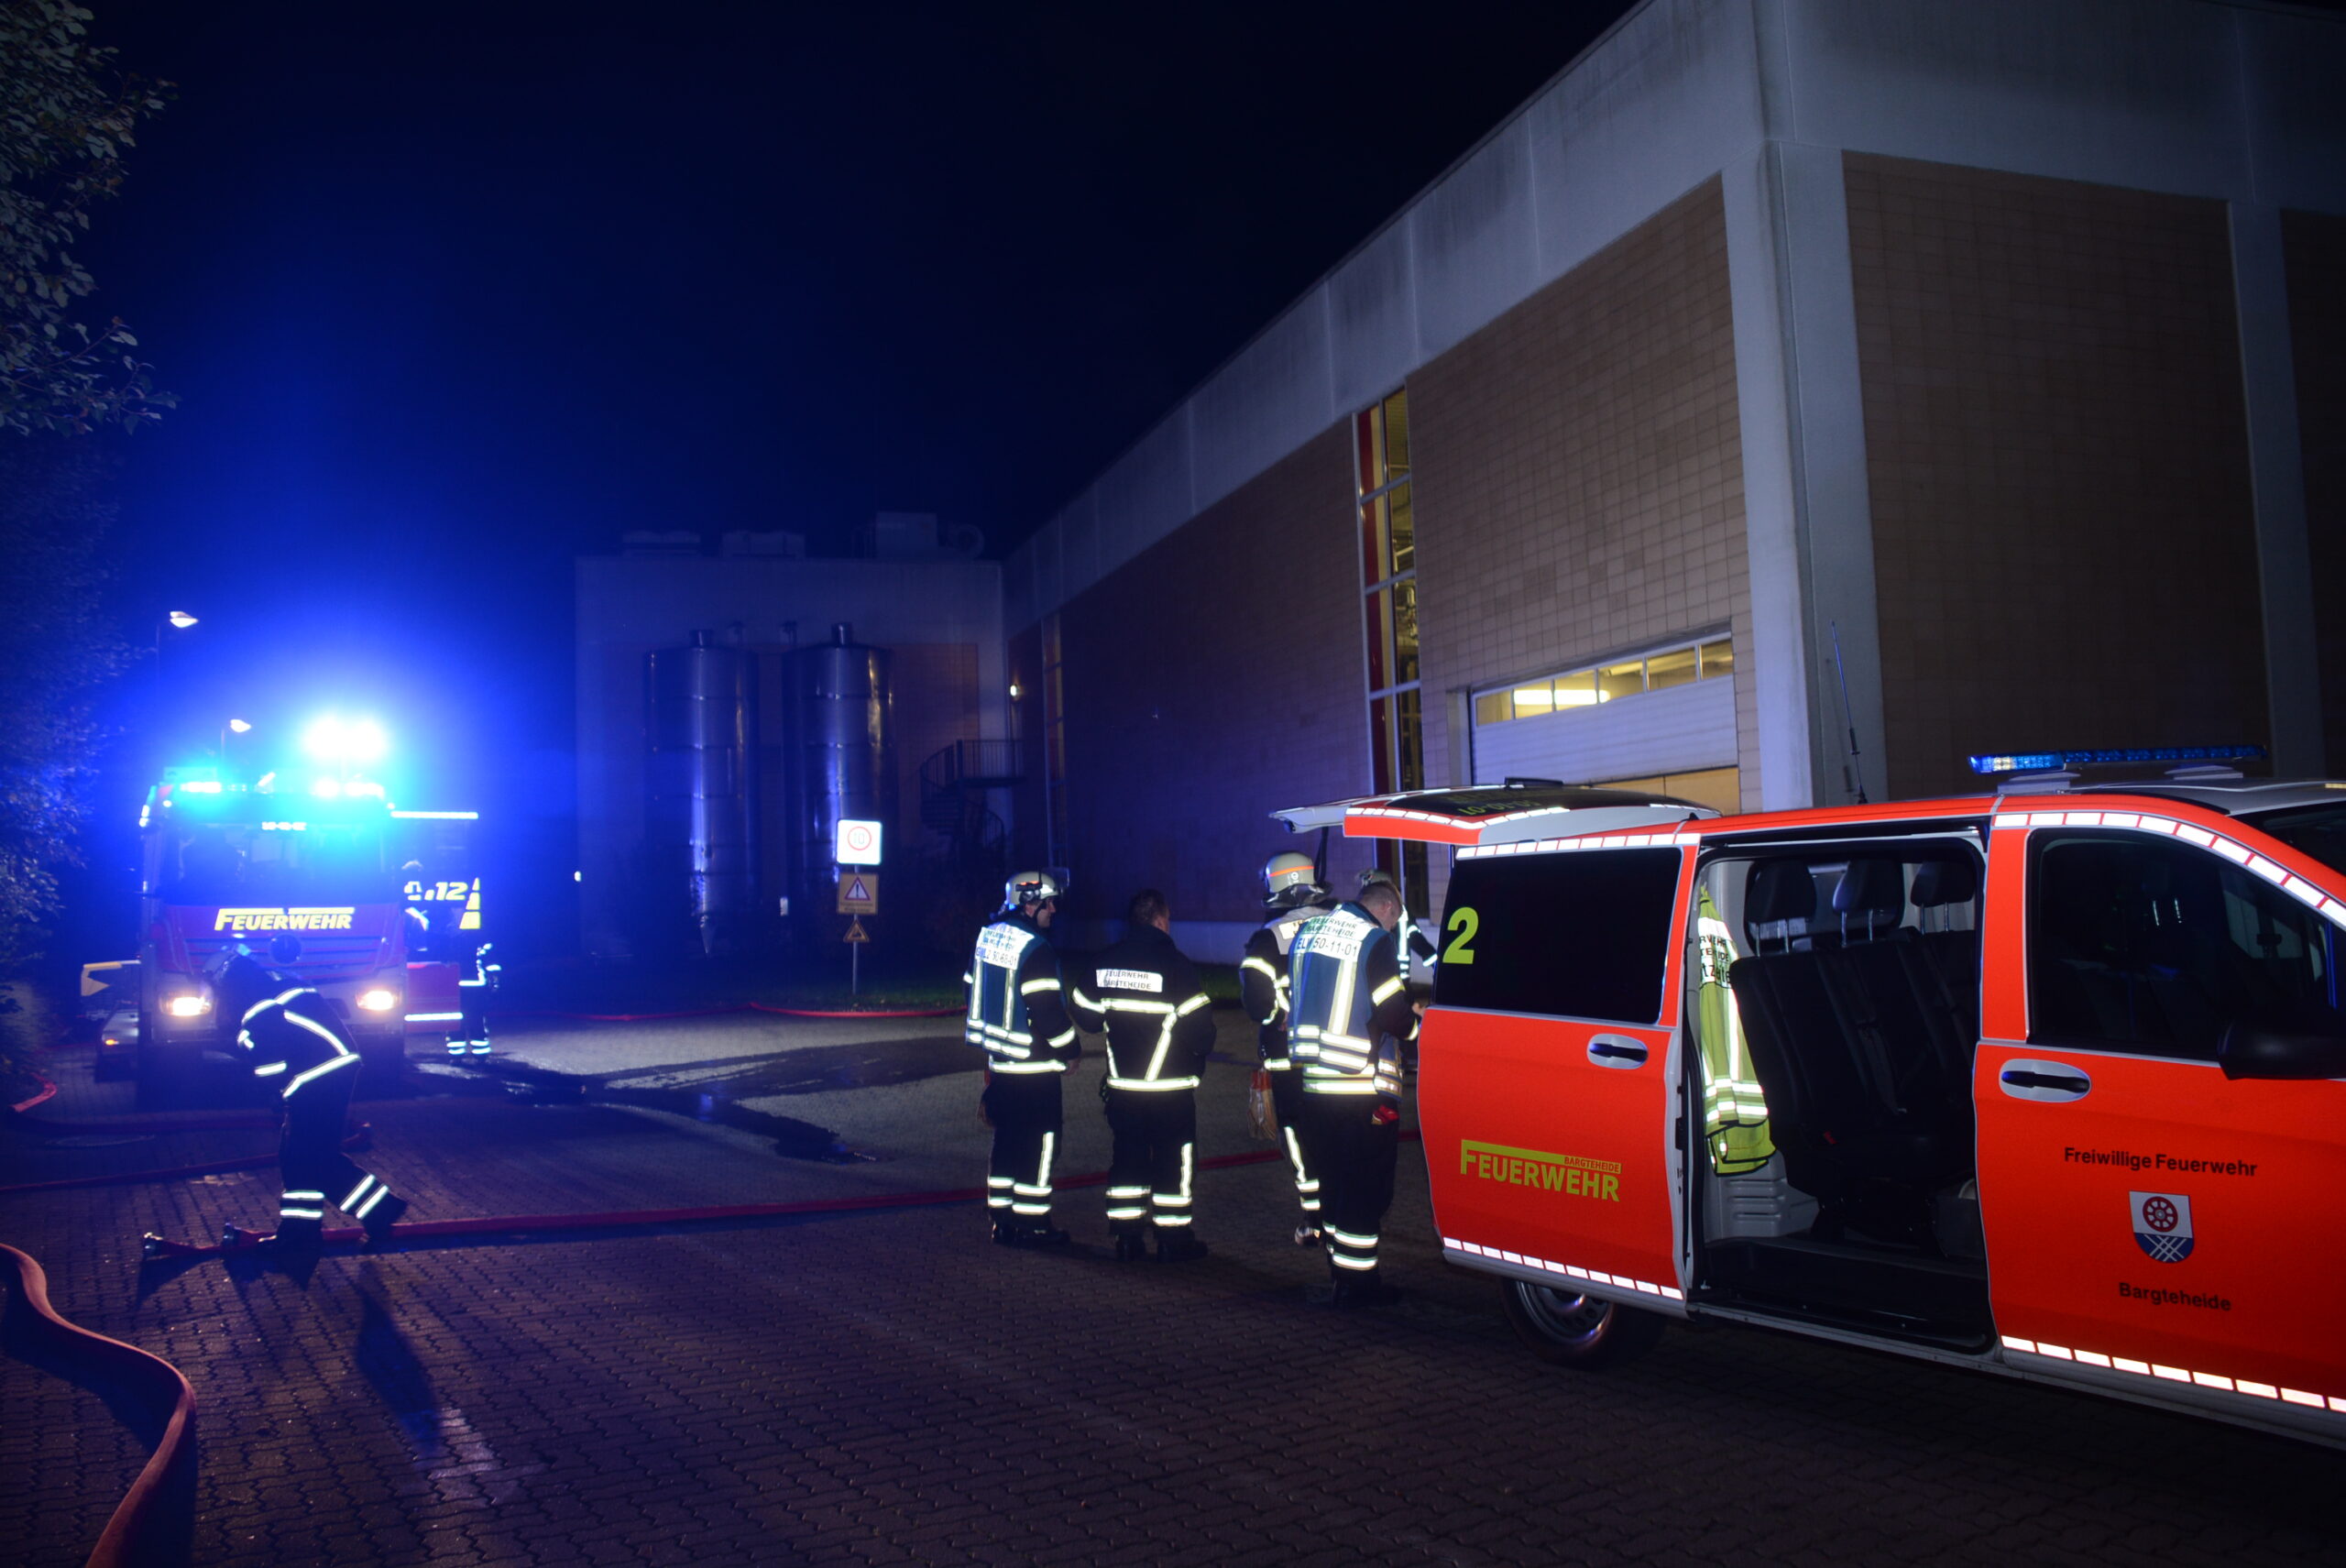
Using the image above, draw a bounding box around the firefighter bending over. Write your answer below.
[1071,888,1216,1263]
[225,954,411,1252]
[1240,851,1335,1245]
[1286,878,1420,1305]
[964,870,1080,1247]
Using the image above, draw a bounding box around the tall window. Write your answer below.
[1042,612,1069,871]
[1356,389,1428,916]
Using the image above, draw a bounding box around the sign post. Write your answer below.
[836,821,882,996]
[838,873,879,997]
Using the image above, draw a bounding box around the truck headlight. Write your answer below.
[356,987,399,1014]
[166,994,213,1018]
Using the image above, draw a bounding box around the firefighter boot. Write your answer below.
[361,1193,410,1249]
[258,1217,323,1255]
[1155,1231,1210,1264]
[1330,1269,1402,1309]
[1113,1230,1149,1263]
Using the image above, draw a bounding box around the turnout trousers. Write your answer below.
[1295,1092,1398,1277]
[981,1071,1063,1224]
[1267,1067,1321,1222]
[276,1069,396,1243]
[454,977,492,1057]
[1102,1087,1197,1234]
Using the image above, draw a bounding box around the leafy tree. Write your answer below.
[0,438,132,969]
[1,0,171,435]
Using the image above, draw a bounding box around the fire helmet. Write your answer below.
[1004,869,1063,909]
[1262,851,1321,907]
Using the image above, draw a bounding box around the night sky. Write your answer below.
[62,1,1633,946]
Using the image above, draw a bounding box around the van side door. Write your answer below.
[1977,807,2346,1431]
[1420,844,1694,1305]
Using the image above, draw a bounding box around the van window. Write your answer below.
[1434,849,1679,1023]
[2029,833,2346,1060]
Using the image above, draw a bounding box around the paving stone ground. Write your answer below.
[2,1012,2336,1567]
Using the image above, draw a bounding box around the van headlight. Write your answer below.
[166,993,213,1018]
[356,986,399,1014]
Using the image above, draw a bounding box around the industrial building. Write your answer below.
[578,0,2346,962]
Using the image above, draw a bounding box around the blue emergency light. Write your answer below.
[1968,744,2267,776]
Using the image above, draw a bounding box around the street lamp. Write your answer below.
[167,610,198,630]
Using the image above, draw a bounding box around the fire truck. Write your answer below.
[126,764,481,1092]
[1276,749,2346,1448]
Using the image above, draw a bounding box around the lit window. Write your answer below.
[1474,636,1737,727]
[1357,389,1428,917]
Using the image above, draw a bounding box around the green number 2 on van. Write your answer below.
[1442,906,1478,964]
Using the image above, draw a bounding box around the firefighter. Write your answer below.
[400,861,437,960]
[1358,868,1441,980]
[1070,889,1215,1262]
[964,870,1080,1246]
[1240,850,1334,1245]
[454,941,499,1058]
[225,955,410,1251]
[1287,878,1420,1305]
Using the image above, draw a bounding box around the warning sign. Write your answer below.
[837,873,879,915]
[843,916,872,944]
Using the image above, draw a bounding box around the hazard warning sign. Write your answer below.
[837,873,879,915]
[843,916,872,944]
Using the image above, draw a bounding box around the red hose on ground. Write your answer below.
[10,1077,59,1114]
[0,1242,196,1568]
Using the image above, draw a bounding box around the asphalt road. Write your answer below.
[2,1009,2337,1567]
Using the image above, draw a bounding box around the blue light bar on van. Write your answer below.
[1968,744,2267,775]
[389,809,478,820]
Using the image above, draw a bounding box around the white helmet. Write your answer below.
[1262,850,1321,907]
[1004,869,1063,909]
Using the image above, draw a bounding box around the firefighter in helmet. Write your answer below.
[1240,850,1335,1244]
[454,941,499,1058]
[220,952,411,1252]
[1070,888,1216,1262]
[964,870,1080,1246]
[1285,877,1420,1305]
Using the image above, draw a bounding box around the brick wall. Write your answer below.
[1054,425,1374,926]
[2284,208,2346,776]
[1409,178,1757,809]
[1847,153,2267,799]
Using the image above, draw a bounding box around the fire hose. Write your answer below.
[0,1243,195,1568]
[8,1130,1417,1563]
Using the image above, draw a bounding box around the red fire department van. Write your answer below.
[1276,761,2346,1448]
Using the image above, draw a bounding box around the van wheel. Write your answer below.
[1499,1279,1665,1368]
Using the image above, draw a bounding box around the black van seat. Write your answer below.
[1820,860,1973,1127]
[1729,857,1971,1246]
[1909,858,1981,1043]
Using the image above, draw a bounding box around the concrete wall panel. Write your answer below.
[1329,220,1418,415]
[1190,289,1336,512]
[2241,10,2346,214]
[1780,0,2248,200]
[1096,409,1197,565]
[1411,117,1539,361]
[1529,0,1765,284]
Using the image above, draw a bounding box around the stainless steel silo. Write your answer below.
[645,630,760,953]
[783,623,896,927]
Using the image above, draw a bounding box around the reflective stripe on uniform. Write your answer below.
[283,1053,359,1098]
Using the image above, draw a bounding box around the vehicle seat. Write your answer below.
[1729,858,1964,1246]
[1819,860,1973,1135]
[1909,858,1981,1044]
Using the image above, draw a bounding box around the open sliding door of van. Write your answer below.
[1420,842,1695,1307]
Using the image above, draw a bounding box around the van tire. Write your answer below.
[1499,1279,1664,1368]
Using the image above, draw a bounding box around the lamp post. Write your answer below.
[155,611,199,751]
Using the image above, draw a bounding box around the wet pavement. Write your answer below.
[4,1008,2340,1567]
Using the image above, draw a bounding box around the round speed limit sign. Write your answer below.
[837,818,883,865]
